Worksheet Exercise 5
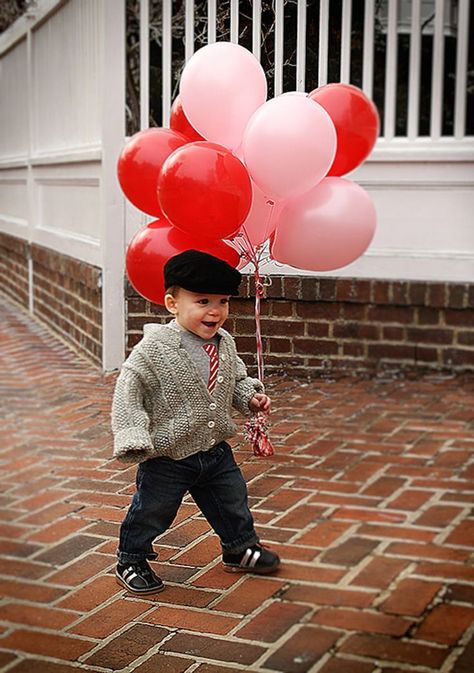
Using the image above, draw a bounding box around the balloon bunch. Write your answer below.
[117,42,379,452]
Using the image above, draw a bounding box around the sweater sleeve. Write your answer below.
[232,354,264,416]
[111,360,156,464]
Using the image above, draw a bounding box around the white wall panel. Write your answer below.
[0,39,28,160]
[32,0,101,156]
[0,169,28,234]
[33,162,100,244]
[36,179,100,241]
[264,159,474,283]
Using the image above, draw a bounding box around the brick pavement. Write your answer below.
[1,294,473,673]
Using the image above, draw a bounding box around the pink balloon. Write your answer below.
[242,94,337,200]
[239,181,285,247]
[270,177,376,272]
[180,42,267,151]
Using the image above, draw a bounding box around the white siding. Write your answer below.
[0,39,28,161]
[32,0,102,157]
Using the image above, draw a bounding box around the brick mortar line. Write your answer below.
[440,620,474,673]
[75,620,174,667]
[205,574,282,611]
[33,277,101,316]
[1,656,109,673]
[31,299,102,355]
[225,594,292,638]
[285,510,343,546]
[14,497,85,525]
[243,620,322,670]
[33,292,102,341]
[333,545,382,588]
[410,570,474,585]
[374,560,437,612]
[0,620,103,642]
[61,592,160,636]
[269,492,331,528]
[40,555,116,586]
[433,507,471,545]
[321,654,440,673]
[171,554,223,586]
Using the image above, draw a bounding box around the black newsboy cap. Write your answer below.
[164,249,242,295]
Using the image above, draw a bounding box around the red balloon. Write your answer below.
[117,128,188,216]
[157,142,252,240]
[170,96,205,142]
[308,84,380,177]
[126,218,241,305]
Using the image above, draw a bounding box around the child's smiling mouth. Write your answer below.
[202,321,218,328]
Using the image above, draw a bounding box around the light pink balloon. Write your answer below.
[180,42,267,151]
[239,181,285,247]
[242,94,337,200]
[271,177,376,272]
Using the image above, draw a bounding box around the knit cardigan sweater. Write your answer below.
[111,323,264,463]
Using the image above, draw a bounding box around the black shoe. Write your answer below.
[222,543,280,574]
[115,561,164,595]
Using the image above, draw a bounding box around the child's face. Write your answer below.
[164,288,230,339]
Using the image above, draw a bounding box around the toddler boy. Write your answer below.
[112,249,280,594]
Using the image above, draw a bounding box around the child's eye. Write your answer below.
[198,299,209,305]
[221,298,229,304]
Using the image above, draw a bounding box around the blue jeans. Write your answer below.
[118,442,259,564]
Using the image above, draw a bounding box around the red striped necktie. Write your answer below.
[203,343,219,393]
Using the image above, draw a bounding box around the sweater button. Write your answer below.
[217,376,224,383]
[209,403,217,410]
[208,421,215,428]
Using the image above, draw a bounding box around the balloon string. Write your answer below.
[238,225,260,267]
[231,227,266,382]
[254,260,265,383]
[262,199,275,243]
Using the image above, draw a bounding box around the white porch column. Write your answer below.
[100,0,126,370]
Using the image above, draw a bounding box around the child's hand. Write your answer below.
[249,393,271,413]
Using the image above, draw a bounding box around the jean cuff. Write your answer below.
[117,550,158,564]
[220,532,259,555]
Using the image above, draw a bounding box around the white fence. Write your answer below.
[0,0,473,368]
[129,0,474,281]
[0,0,126,369]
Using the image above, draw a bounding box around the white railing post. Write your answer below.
[407,0,421,140]
[208,0,216,44]
[185,0,194,62]
[252,0,261,61]
[100,0,126,370]
[384,0,398,140]
[162,0,172,126]
[274,0,284,96]
[454,0,469,139]
[318,0,329,86]
[140,0,149,130]
[230,0,239,44]
[362,0,375,98]
[296,0,306,91]
[340,0,352,83]
[430,0,445,139]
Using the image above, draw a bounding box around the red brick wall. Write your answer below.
[32,245,102,366]
[2,230,473,376]
[0,232,29,308]
[126,276,474,376]
[0,233,102,366]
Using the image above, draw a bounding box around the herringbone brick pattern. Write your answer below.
[1,294,473,673]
